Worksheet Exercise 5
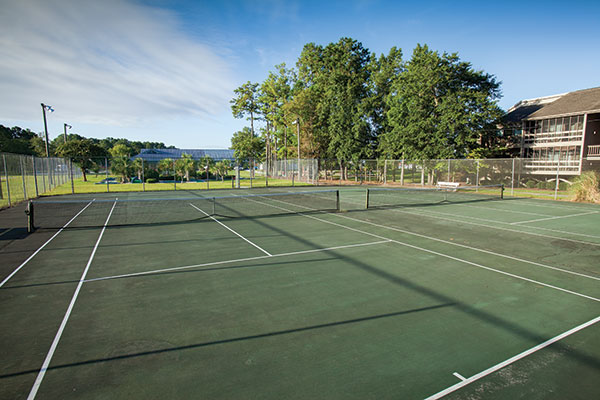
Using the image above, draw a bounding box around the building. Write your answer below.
[504,87,600,175]
[132,148,235,163]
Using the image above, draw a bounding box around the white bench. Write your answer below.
[436,181,460,191]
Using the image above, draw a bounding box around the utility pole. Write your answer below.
[41,103,54,157]
[63,123,72,143]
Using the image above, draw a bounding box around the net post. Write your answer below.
[501,184,505,199]
[26,200,35,233]
[365,188,369,209]
[336,190,340,211]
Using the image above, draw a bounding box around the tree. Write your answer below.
[231,81,261,137]
[369,47,404,159]
[157,158,174,177]
[175,153,195,182]
[109,143,133,183]
[214,160,231,181]
[197,155,214,182]
[384,44,502,161]
[230,127,265,177]
[55,139,108,181]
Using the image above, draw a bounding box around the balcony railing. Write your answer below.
[588,145,600,157]
[522,159,581,174]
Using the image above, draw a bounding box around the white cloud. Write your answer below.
[0,0,234,126]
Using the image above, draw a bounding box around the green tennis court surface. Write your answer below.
[1,187,598,399]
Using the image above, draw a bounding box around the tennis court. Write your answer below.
[0,186,598,399]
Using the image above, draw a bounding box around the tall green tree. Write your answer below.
[55,139,108,181]
[175,153,195,182]
[157,158,174,177]
[384,44,502,160]
[230,127,265,177]
[230,81,261,137]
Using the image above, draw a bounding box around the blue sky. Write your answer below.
[1,0,598,149]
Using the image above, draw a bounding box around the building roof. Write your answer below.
[505,87,600,122]
[132,148,235,162]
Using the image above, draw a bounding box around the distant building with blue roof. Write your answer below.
[132,148,235,163]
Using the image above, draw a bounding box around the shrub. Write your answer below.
[526,180,537,188]
[570,172,600,203]
[559,182,569,191]
[145,178,158,183]
[536,181,546,189]
[545,181,556,190]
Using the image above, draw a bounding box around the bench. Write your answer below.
[436,181,460,191]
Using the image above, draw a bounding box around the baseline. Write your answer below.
[424,315,600,399]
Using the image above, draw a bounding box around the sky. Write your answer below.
[1,0,599,149]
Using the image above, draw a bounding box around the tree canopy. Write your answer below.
[230,39,507,164]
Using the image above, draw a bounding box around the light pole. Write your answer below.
[63,123,72,143]
[41,103,54,157]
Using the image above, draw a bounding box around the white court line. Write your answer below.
[27,199,117,400]
[403,207,600,241]
[189,203,272,256]
[0,227,14,238]
[311,191,600,242]
[425,315,600,399]
[452,372,467,381]
[272,194,600,281]
[510,210,598,225]
[85,240,392,282]
[254,196,600,302]
[0,200,94,288]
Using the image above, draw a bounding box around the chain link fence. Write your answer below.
[3,151,599,207]
[318,157,600,199]
[1,152,82,208]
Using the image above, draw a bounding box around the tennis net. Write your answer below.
[27,190,340,230]
[366,184,504,209]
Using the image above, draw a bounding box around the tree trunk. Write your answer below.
[82,168,87,182]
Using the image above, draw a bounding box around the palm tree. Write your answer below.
[157,158,174,178]
[175,153,195,182]
[215,160,231,181]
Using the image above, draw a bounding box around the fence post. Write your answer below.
[20,156,28,200]
[3,154,11,206]
[511,158,515,197]
[69,159,75,194]
[105,157,110,192]
[447,159,451,181]
[32,156,39,197]
[476,160,480,192]
[554,158,560,200]
[383,160,387,184]
[173,160,176,190]
[0,156,3,200]
[142,159,145,192]
[400,159,405,186]
[41,157,46,193]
